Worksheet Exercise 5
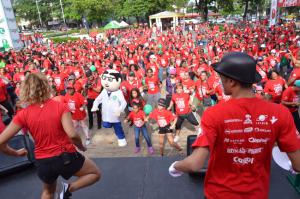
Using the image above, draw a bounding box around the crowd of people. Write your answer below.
[0,21,300,152]
[0,19,299,198]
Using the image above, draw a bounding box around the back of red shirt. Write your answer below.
[193,98,300,199]
[13,99,76,159]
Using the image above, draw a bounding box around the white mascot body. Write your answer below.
[91,69,127,146]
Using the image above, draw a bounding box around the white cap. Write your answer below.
[271,49,276,54]
[150,54,157,59]
[261,44,266,48]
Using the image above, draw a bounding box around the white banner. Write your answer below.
[0,0,23,50]
[269,0,278,27]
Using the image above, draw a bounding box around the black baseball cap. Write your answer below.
[212,52,261,84]
[158,98,166,107]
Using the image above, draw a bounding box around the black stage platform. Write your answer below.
[0,156,299,199]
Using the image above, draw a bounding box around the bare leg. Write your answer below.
[41,181,56,199]
[159,134,165,156]
[166,133,182,151]
[68,156,101,193]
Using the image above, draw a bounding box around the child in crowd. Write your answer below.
[63,83,91,145]
[124,102,154,154]
[129,88,145,111]
[147,98,182,156]
[168,83,200,142]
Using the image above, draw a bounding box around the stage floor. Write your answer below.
[0,156,299,199]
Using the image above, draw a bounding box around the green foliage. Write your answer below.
[51,37,79,43]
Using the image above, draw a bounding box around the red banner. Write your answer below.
[278,0,300,7]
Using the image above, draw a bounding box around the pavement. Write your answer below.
[83,116,197,158]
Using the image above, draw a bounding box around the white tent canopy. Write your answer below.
[149,11,184,31]
[120,21,129,27]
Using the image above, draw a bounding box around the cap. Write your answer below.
[66,83,74,89]
[257,57,263,61]
[68,74,76,81]
[256,85,263,91]
[169,67,176,75]
[271,49,276,54]
[260,44,266,48]
[150,54,157,59]
[157,98,166,107]
[212,52,261,84]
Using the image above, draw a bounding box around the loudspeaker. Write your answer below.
[0,133,35,175]
[187,135,208,174]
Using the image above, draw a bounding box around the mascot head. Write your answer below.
[101,69,122,92]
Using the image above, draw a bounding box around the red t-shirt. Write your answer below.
[145,76,160,94]
[128,110,146,127]
[263,78,286,103]
[149,109,176,127]
[182,79,195,94]
[171,93,191,115]
[192,98,300,199]
[281,87,299,113]
[63,92,87,120]
[13,99,77,159]
[87,78,101,99]
[0,112,5,132]
[0,79,7,102]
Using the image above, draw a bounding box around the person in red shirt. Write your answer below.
[169,52,300,199]
[0,73,100,199]
[64,83,90,146]
[124,102,153,154]
[145,68,161,108]
[168,83,200,142]
[281,82,300,133]
[147,98,182,156]
[85,69,102,129]
[120,71,143,102]
[181,71,195,94]
[263,70,287,103]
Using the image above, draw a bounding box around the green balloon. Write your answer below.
[143,104,153,115]
[90,65,96,72]
[158,44,162,49]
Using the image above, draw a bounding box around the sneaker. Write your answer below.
[85,138,91,146]
[134,147,141,153]
[174,135,179,143]
[148,147,154,155]
[59,182,72,199]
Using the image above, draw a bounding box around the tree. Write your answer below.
[194,0,214,21]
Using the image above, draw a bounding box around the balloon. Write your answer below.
[143,104,153,115]
[158,44,162,49]
[295,80,300,88]
[90,65,96,72]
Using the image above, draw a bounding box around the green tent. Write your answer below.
[103,21,122,30]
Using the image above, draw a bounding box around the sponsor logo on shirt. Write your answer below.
[254,128,271,133]
[255,114,269,125]
[224,138,245,144]
[224,119,243,123]
[233,156,254,165]
[224,129,243,134]
[243,114,252,124]
[244,127,253,133]
[248,137,270,144]
[227,147,263,155]
[270,116,278,124]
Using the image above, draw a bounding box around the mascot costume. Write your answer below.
[91,69,127,147]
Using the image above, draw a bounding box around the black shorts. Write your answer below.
[158,125,173,134]
[36,152,85,184]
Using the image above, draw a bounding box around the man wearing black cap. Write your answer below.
[168,52,300,199]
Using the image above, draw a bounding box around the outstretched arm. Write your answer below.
[91,91,103,112]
